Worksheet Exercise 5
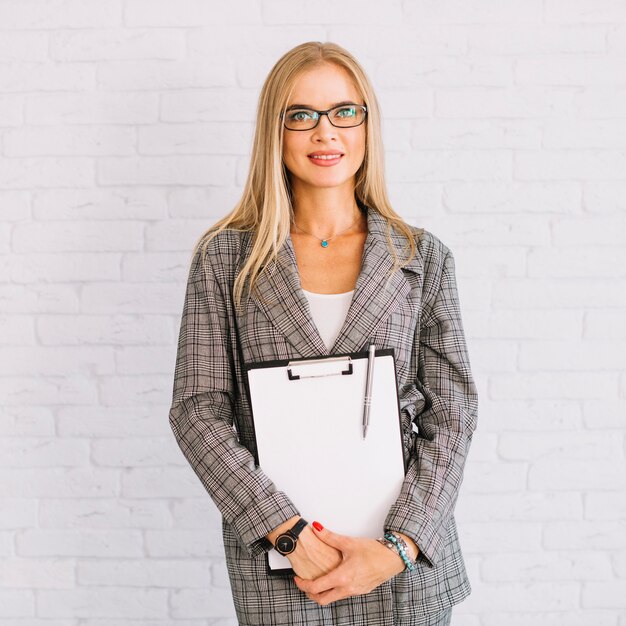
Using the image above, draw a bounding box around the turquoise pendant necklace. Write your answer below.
[292,213,360,248]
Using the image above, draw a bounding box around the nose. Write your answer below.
[311,113,338,139]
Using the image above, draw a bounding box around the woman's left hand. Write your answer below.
[293,524,410,606]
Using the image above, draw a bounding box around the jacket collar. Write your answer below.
[242,205,423,358]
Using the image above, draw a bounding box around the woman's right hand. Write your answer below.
[287,525,343,580]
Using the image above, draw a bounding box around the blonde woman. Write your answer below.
[169,41,478,626]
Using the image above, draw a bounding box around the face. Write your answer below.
[281,63,366,195]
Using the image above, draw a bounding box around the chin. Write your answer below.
[308,178,351,190]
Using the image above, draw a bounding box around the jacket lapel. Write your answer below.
[332,208,422,354]
[247,206,423,358]
[248,233,330,358]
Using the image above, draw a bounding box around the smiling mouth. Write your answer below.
[307,154,343,166]
[308,154,343,160]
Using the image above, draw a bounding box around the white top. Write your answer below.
[301,288,354,351]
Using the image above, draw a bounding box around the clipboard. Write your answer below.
[244,348,407,576]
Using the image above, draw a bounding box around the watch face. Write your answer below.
[276,534,296,555]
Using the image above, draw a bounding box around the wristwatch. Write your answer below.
[274,518,309,556]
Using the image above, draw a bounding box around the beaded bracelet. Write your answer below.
[385,532,416,571]
[387,531,409,554]
[377,532,409,554]
[377,535,414,572]
[377,532,416,572]
[378,533,402,551]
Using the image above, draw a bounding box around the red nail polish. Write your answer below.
[312,521,324,531]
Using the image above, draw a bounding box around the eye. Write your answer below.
[287,109,316,122]
[334,106,357,119]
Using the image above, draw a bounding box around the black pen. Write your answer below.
[362,343,376,439]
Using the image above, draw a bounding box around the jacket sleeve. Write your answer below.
[168,242,300,558]
[384,247,478,569]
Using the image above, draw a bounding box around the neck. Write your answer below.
[290,185,365,238]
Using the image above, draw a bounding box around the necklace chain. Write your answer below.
[292,212,361,248]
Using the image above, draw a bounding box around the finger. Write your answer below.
[294,575,331,594]
[311,521,351,550]
[308,586,350,607]
[294,568,345,595]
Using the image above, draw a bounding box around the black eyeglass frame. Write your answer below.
[281,104,368,131]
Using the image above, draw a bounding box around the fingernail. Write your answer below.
[312,521,324,531]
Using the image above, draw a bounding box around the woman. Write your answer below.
[169,41,478,626]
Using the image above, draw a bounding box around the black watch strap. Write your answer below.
[289,517,308,538]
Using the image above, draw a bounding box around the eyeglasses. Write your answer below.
[282,104,367,131]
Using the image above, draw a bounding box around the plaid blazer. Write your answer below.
[169,205,478,626]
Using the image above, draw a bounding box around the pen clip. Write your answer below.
[362,343,376,439]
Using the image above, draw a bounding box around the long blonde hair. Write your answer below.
[193,41,422,311]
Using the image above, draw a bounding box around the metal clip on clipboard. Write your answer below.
[287,355,354,380]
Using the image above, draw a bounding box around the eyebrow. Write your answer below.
[285,100,361,111]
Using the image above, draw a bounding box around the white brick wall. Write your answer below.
[1,1,625,624]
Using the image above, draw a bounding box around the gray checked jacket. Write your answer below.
[169,205,478,626]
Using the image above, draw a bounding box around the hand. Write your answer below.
[287,525,343,580]
[293,523,412,606]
